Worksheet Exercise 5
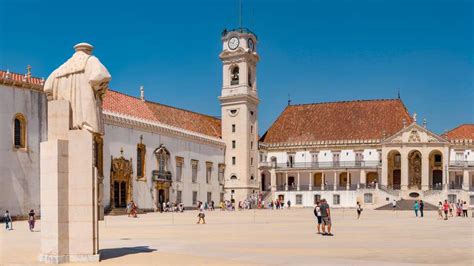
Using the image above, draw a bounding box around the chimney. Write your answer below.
[140,85,145,101]
[26,65,31,78]
[423,118,427,128]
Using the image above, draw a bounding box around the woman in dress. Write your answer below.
[28,209,35,231]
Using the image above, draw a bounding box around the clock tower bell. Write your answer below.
[219,28,260,202]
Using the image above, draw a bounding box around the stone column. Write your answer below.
[285,172,288,191]
[321,172,325,190]
[346,172,350,190]
[401,150,409,190]
[333,172,337,191]
[297,172,300,191]
[381,149,388,187]
[463,170,469,190]
[270,169,276,192]
[421,151,429,191]
[360,169,366,186]
[308,172,312,191]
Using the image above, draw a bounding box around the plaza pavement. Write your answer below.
[1,208,473,265]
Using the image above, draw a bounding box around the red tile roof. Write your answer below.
[260,99,412,144]
[0,70,44,89]
[443,124,474,140]
[103,90,222,139]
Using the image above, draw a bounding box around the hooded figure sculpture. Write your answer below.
[44,43,111,135]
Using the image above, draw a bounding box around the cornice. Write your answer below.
[103,111,225,148]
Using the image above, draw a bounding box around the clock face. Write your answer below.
[248,38,255,52]
[228,37,239,50]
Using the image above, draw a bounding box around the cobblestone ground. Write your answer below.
[1,209,473,265]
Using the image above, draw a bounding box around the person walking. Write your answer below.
[320,199,333,236]
[392,199,397,211]
[314,201,322,234]
[413,201,419,217]
[437,202,443,219]
[196,202,206,224]
[28,209,36,232]
[356,202,363,219]
[3,210,12,230]
[419,200,424,218]
[443,200,450,220]
[287,200,291,210]
[462,201,468,217]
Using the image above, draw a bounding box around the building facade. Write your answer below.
[1,28,473,217]
[258,101,474,208]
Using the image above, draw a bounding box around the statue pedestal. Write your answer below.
[39,100,100,264]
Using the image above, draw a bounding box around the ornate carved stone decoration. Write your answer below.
[110,154,133,208]
[408,129,421,143]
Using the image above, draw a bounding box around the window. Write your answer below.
[470,195,474,206]
[192,191,198,205]
[191,160,198,183]
[296,194,303,205]
[250,141,253,150]
[232,124,236,133]
[232,140,236,149]
[177,190,182,203]
[448,194,457,203]
[230,175,237,180]
[155,145,169,173]
[332,152,340,166]
[207,192,212,203]
[232,157,236,165]
[455,152,463,162]
[206,162,213,184]
[314,194,321,204]
[251,157,253,166]
[251,125,253,133]
[231,66,239,85]
[218,164,225,184]
[333,194,340,205]
[364,193,373,204]
[248,67,252,87]
[311,152,318,163]
[13,113,26,149]
[175,157,183,182]
[137,141,146,179]
[355,152,363,163]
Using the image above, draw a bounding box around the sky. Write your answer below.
[1,0,472,135]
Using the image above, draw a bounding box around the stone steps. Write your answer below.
[375,199,438,211]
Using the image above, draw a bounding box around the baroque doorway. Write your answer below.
[110,155,133,209]
[408,150,422,189]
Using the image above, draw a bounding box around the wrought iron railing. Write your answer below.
[448,183,463,190]
[261,160,381,169]
[449,161,474,167]
[152,170,172,181]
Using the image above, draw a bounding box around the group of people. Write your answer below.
[438,199,469,220]
[267,199,292,209]
[126,200,138,218]
[3,209,36,232]
[313,199,333,236]
[412,200,425,217]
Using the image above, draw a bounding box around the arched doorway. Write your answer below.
[313,173,323,188]
[408,150,422,189]
[261,170,271,191]
[339,172,350,187]
[110,155,133,209]
[367,172,378,187]
[429,150,443,189]
[288,176,296,190]
[387,150,401,189]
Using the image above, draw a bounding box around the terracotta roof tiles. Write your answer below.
[443,124,474,140]
[103,90,222,139]
[260,99,412,144]
[0,70,44,89]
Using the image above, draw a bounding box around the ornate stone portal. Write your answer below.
[408,151,422,189]
[39,43,111,264]
[110,153,133,209]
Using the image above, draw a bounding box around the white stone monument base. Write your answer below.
[40,100,100,264]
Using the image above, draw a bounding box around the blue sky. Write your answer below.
[1,0,472,135]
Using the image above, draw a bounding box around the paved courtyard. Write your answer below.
[1,209,473,265]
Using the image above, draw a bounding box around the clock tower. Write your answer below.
[219,28,260,202]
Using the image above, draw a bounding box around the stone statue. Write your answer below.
[44,43,111,135]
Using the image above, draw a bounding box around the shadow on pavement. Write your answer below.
[100,246,157,260]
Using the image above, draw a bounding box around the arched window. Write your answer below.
[13,114,26,149]
[230,66,239,85]
[137,139,146,180]
[248,67,252,87]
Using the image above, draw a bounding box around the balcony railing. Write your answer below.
[449,160,474,167]
[448,183,463,190]
[269,160,381,169]
[152,170,172,182]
